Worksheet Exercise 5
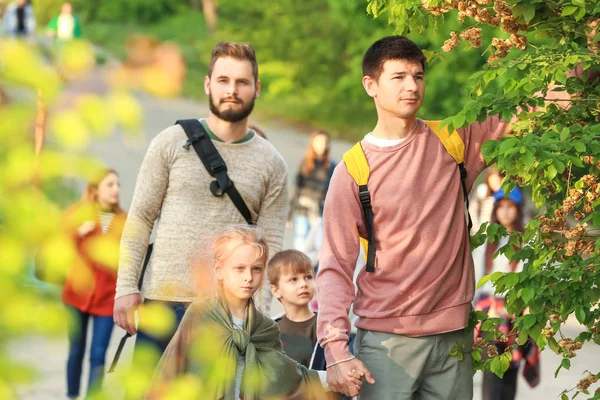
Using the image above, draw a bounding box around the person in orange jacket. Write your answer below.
[61,168,126,399]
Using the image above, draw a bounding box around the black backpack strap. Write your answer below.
[108,243,154,373]
[458,163,473,232]
[359,185,376,273]
[176,119,255,225]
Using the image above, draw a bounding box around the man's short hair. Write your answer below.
[268,250,314,286]
[362,36,426,81]
[208,41,258,82]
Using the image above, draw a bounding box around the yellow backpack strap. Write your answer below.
[343,142,370,186]
[425,120,473,231]
[424,120,465,164]
[343,143,376,272]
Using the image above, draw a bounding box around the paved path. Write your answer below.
[10,68,599,400]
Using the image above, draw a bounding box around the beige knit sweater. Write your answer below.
[115,123,288,313]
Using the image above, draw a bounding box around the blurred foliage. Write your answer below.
[69,0,191,24]
[0,37,147,398]
[32,0,65,26]
[0,33,257,399]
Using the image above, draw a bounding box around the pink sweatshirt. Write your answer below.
[316,117,511,366]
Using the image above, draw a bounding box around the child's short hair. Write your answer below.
[268,250,314,286]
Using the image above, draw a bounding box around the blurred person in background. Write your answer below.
[46,2,81,41]
[475,189,540,400]
[61,169,126,399]
[248,123,267,140]
[470,167,503,301]
[2,0,35,38]
[287,130,336,250]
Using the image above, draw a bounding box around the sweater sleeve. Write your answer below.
[255,156,288,314]
[316,163,362,366]
[115,132,172,299]
[459,115,513,183]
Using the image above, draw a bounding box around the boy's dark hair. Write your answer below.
[268,250,313,286]
[208,41,258,82]
[362,36,427,81]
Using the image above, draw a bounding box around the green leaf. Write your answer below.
[535,332,547,349]
[572,0,585,8]
[513,4,535,24]
[523,314,537,329]
[475,311,488,321]
[575,6,586,21]
[472,349,481,362]
[518,330,529,345]
[548,337,560,354]
[490,355,509,378]
[560,127,570,141]
[498,138,518,155]
[454,112,466,128]
[573,141,586,152]
[561,6,578,16]
[520,287,535,303]
[561,358,571,370]
[489,271,504,282]
[484,70,496,85]
[521,151,535,168]
[547,164,557,179]
[477,275,491,289]
[575,306,587,324]
[561,393,568,400]
[504,273,519,288]
[555,363,563,378]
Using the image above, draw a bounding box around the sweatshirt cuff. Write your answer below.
[114,287,141,300]
[324,340,354,367]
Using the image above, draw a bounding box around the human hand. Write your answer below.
[327,358,375,397]
[77,220,97,237]
[345,368,366,394]
[114,293,143,335]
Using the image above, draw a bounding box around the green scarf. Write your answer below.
[149,298,325,400]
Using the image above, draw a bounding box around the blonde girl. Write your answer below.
[147,226,363,399]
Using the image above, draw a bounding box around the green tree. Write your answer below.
[366,0,600,398]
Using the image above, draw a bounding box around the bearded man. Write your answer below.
[114,42,288,365]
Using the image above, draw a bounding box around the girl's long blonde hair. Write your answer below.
[211,226,269,299]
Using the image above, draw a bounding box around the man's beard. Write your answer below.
[209,93,256,123]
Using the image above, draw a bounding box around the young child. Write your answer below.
[268,250,318,368]
[146,226,363,399]
[475,191,540,400]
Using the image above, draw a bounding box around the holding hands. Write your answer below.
[327,358,375,397]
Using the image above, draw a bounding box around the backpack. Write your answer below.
[342,120,472,273]
[108,119,255,373]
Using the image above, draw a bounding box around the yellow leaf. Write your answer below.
[37,233,77,284]
[4,145,37,186]
[142,67,181,98]
[0,378,16,400]
[137,302,176,339]
[76,95,114,137]
[0,236,26,277]
[108,91,143,133]
[57,40,96,80]
[84,235,120,271]
[50,111,90,150]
